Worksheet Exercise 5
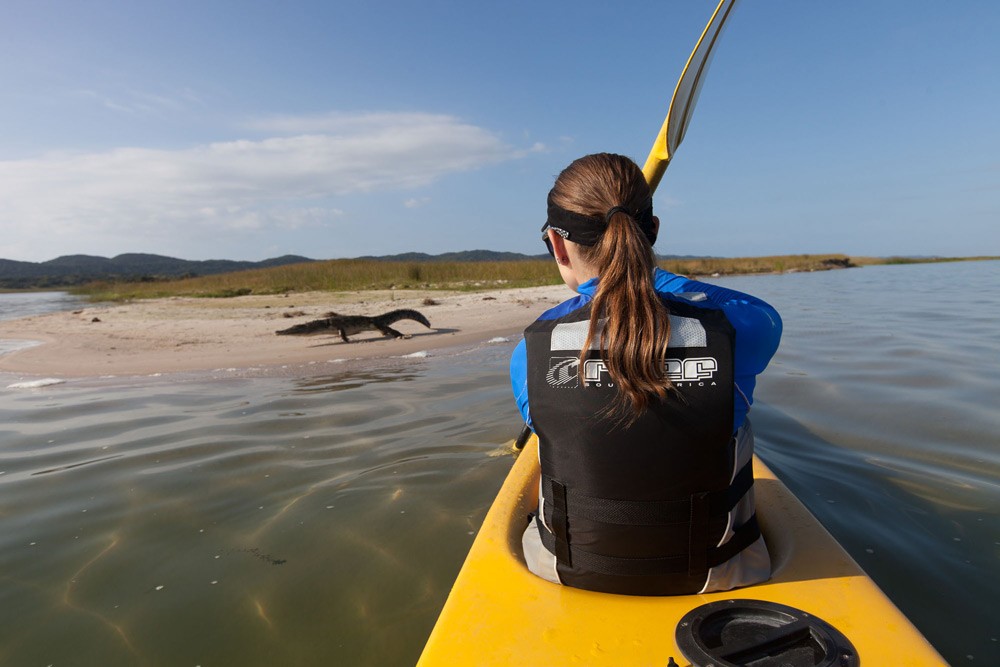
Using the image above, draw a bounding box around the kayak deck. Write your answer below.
[418,436,944,666]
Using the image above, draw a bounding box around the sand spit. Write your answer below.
[0,286,572,378]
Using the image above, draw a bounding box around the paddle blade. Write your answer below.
[643,0,740,192]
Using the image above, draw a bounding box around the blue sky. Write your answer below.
[1,1,997,262]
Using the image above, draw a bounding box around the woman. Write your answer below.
[510,153,782,596]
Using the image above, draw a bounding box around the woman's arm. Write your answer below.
[510,338,532,428]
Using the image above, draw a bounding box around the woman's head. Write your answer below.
[547,153,656,245]
[543,153,659,288]
[543,153,673,422]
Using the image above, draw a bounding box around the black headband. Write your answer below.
[542,192,657,247]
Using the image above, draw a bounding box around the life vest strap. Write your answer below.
[536,514,761,577]
[541,460,753,527]
[548,478,572,566]
[689,491,710,577]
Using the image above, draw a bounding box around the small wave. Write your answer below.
[0,339,43,356]
[486,337,510,344]
[400,351,429,358]
[7,378,66,389]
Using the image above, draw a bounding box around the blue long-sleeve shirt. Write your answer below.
[510,268,782,431]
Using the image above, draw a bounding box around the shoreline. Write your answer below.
[0,285,573,379]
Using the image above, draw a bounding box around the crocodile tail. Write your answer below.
[379,309,431,328]
[275,318,334,335]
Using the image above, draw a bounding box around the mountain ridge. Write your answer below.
[0,253,315,289]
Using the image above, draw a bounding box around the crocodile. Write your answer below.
[275,309,431,342]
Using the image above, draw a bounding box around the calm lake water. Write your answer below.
[1,261,998,666]
[0,291,87,322]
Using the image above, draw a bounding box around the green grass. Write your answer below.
[72,259,564,301]
[68,254,999,302]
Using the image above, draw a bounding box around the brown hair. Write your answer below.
[550,153,673,421]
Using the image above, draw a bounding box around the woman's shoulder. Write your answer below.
[653,268,692,293]
[535,293,591,322]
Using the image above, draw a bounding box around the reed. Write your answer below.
[660,254,855,276]
[74,258,564,301]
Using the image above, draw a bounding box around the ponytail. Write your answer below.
[550,153,674,423]
[581,211,673,421]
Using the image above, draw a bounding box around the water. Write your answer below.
[1,262,998,666]
[743,261,1000,664]
[0,291,86,322]
[0,348,518,666]
[0,291,87,358]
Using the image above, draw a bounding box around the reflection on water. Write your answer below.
[292,365,423,394]
[0,261,998,665]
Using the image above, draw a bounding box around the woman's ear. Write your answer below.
[652,216,661,237]
[547,229,571,266]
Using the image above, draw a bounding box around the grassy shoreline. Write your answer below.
[68,254,997,302]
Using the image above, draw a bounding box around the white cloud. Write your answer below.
[0,112,525,261]
[403,197,431,209]
[74,86,203,116]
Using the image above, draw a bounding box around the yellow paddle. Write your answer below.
[642,0,741,193]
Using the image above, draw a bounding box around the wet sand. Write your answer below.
[0,285,572,378]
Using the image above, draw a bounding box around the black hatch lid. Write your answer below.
[673,599,859,667]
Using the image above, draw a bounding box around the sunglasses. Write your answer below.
[540,223,569,258]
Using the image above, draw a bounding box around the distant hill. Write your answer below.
[0,253,315,289]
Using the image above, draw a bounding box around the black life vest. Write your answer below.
[524,295,760,595]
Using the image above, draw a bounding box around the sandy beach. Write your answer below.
[0,285,573,378]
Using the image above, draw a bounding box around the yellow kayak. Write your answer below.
[419,435,945,666]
